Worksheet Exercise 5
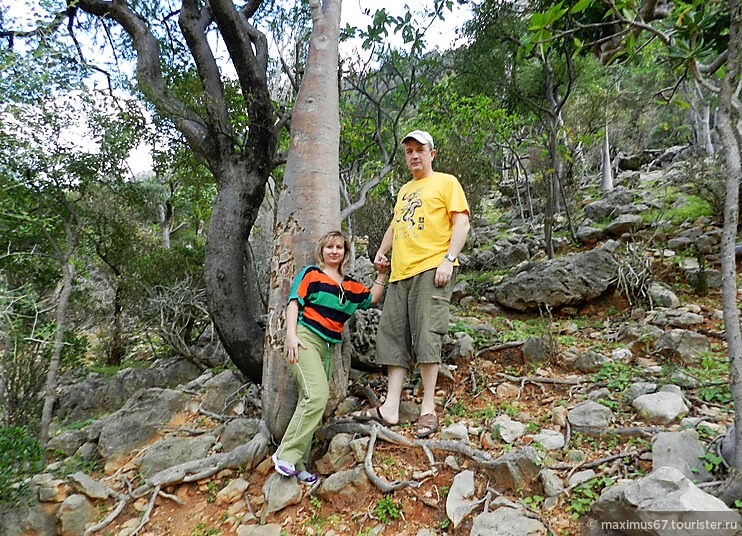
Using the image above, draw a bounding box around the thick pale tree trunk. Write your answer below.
[718,0,742,505]
[262,0,342,441]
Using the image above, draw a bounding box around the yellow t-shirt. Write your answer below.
[389,172,470,282]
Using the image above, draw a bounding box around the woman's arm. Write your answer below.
[369,270,388,305]
[284,299,305,364]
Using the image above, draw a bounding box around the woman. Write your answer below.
[272,230,388,483]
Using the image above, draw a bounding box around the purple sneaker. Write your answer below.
[296,470,318,484]
[271,452,296,477]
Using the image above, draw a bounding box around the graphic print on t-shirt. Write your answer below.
[397,189,424,235]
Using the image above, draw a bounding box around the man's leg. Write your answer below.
[377,365,407,424]
[369,278,411,425]
[410,269,454,437]
[418,362,438,418]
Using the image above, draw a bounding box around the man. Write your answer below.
[356,129,470,438]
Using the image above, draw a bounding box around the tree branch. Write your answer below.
[209,0,275,169]
[179,0,233,146]
[76,0,210,154]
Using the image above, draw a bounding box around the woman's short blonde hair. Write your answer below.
[316,230,351,275]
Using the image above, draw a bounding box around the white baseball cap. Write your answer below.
[402,130,434,149]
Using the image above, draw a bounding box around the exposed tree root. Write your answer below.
[572,425,660,437]
[86,422,272,534]
[363,425,420,492]
[83,494,128,536]
[323,419,414,446]
[133,483,160,535]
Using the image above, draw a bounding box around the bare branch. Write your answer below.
[179,0,233,143]
[76,0,210,152]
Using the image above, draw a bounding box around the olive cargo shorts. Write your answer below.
[375,268,455,368]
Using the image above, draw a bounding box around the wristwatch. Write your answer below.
[444,253,457,263]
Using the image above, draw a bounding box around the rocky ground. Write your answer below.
[6,158,739,536]
[92,276,734,536]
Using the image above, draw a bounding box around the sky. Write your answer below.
[340,0,470,54]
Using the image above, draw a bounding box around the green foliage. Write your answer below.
[413,82,524,212]
[700,451,725,474]
[205,481,219,504]
[681,155,726,222]
[566,476,614,518]
[642,194,713,225]
[446,400,469,418]
[191,523,220,536]
[0,426,44,505]
[374,495,403,523]
[448,320,491,346]
[499,318,551,343]
[592,361,641,393]
[0,285,47,429]
[522,494,545,509]
[696,384,732,405]
[50,453,102,479]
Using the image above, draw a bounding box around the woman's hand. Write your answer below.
[285,331,306,364]
[374,250,391,273]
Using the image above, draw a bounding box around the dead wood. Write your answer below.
[87,423,272,534]
[363,426,420,492]
[548,450,643,472]
[572,425,661,437]
[495,372,584,385]
[475,341,525,356]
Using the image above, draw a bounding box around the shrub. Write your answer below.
[0,426,44,505]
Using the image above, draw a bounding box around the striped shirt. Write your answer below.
[288,266,372,343]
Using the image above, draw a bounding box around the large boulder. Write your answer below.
[590,466,741,535]
[492,241,620,312]
[97,388,191,471]
[55,357,202,424]
[583,187,637,220]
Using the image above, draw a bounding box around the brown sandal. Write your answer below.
[352,407,396,426]
[414,413,438,438]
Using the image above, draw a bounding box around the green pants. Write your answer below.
[275,324,335,468]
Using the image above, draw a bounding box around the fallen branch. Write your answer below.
[686,394,734,411]
[363,425,419,492]
[132,424,271,498]
[132,484,160,536]
[495,372,584,385]
[548,450,642,472]
[572,425,661,437]
[476,341,524,357]
[562,419,572,452]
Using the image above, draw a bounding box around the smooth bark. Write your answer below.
[262,0,342,440]
[717,0,742,505]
